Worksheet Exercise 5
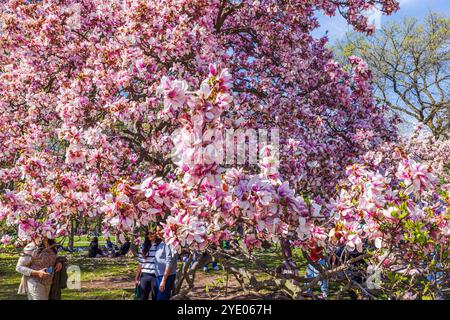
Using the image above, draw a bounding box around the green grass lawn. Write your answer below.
[0,253,25,300]
[56,235,107,248]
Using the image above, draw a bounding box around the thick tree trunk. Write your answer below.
[68,220,76,251]
[129,230,139,257]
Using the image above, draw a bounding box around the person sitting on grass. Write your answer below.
[114,236,131,257]
[104,237,118,257]
[203,242,228,271]
[87,236,103,258]
[203,260,221,272]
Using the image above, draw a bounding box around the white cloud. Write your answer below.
[367,8,382,30]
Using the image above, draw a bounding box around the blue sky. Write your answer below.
[313,0,450,43]
[311,0,450,136]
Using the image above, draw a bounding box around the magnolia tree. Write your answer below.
[1,0,448,299]
[401,125,450,190]
[328,154,449,299]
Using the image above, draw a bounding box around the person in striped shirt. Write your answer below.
[135,225,177,300]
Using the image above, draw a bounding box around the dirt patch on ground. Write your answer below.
[179,271,243,300]
[82,275,135,290]
[180,273,289,299]
[80,271,282,299]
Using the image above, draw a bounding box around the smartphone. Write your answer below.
[47,266,54,274]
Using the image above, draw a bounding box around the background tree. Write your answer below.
[335,12,450,138]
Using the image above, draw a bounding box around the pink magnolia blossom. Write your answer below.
[162,211,207,251]
[396,159,437,195]
[157,77,189,115]
[1,234,12,245]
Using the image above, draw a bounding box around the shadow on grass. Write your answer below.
[62,287,135,300]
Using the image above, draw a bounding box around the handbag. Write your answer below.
[134,282,143,300]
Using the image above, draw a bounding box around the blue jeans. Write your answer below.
[140,273,176,300]
[305,259,328,296]
[204,261,218,269]
[155,274,176,300]
[140,272,157,300]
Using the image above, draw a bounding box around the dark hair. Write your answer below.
[92,237,98,243]
[37,238,58,254]
[142,231,161,257]
[47,238,58,254]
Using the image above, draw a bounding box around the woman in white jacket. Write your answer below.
[16,237,63,300]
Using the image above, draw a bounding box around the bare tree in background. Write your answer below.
[335,12,449,138]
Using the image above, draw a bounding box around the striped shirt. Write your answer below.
[138,244,157,274]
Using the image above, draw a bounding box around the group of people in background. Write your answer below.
[87,236,130,258]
